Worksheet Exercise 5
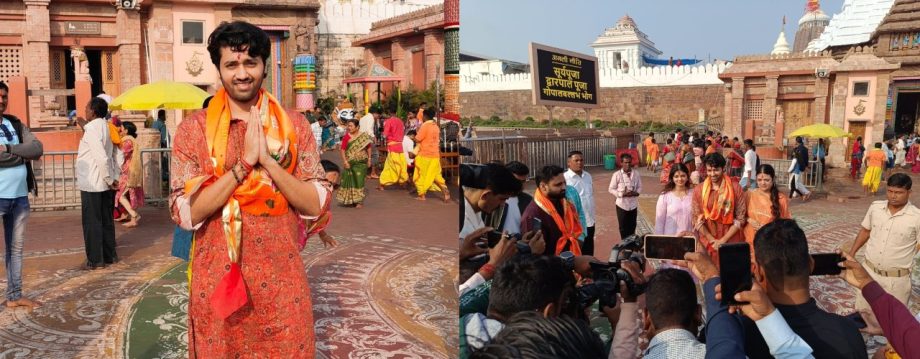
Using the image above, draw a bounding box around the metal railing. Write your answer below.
[29,149,173,210]
[30,151,80,209]
[460,137,618,178]
[758,158,824,191]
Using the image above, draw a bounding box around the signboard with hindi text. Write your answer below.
[529,42,599,108]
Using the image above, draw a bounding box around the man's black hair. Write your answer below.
[423,108,436,120]
[703,152,726,168]
[207,21,271,67]
[202,96,213,109]
[472,311,606,359]
[157,109,166,120]
[320,159,340,174]
[89,97,109,119]
[534,165,565,186]
[619,152,632,161]
[460,163,522,195]
[0,81,8,92]
[568,150,583,159]
[887,173,912,190]
[406,129,417,136]
[488,255,575,320]
[505,161,529,177]
[646,268,697,331]
[754,219,811,288]
[875,142,882,148]
[744,139,754,148]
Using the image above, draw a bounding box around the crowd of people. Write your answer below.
[848,134,920,196]
[303,101,452,207]
[459,129,920,358]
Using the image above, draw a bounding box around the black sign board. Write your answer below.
[529,42,599,108]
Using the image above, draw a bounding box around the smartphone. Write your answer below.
[644,235,696,260]
[531,217,542,232]
[486,230,504,248]
[719,243,752,305]
[810,253,844,276]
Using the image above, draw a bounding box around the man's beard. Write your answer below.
[547,190,565,200]
[225,79,261,103]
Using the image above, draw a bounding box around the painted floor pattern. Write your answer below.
[0,233,457,359]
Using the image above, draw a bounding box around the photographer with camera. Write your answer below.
[460,163,522,240]
[459,163,544,296]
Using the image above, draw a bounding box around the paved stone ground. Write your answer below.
[0,154,459,358]
[587,164,920,357]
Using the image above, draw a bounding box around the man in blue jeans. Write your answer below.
[0,81,43,309]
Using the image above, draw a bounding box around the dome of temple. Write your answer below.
[616,15,637,30]
[772,30,791,55]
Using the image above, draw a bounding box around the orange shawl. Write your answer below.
[700,174,735,225]
[183,88,299,320]
[533,189,583,256]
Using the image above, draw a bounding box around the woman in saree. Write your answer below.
[115,121,144,227]
[742,164,791,264]
[337,118,373,208]
[909,138,920,174]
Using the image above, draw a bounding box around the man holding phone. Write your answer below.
[848,173,920,335]
[459,163,523,241]
[743,219,866,358]
[522,165,583,256]
[608,153,642,240]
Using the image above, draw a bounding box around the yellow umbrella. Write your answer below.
[787,123,852,139]
[109,80,210,111]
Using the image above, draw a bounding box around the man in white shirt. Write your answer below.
[403,129,417,189]
[76,97,119,270]
[358,108,379,178]
[309,115,324,151]
[741,139,758,190]
[608,153,642,239]
[564,151,596,255]
[460,163,522,240]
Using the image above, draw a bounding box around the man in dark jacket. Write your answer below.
[0,81,43,308]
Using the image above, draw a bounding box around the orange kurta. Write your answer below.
[742,189,791,250]
[691,178,747,264]
[169,109,329,358]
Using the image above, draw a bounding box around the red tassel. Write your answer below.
[210,263,249,320]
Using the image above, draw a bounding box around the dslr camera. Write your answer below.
[561,234,648,309]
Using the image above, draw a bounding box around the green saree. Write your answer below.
[336,132,373,206]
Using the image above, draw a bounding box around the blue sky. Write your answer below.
[461,0,845,63]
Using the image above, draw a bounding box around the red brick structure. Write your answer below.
[0,0,320,131]
[353,4,445,98]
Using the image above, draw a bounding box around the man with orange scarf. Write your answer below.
[691,153,747,264]
[521,165,583,256]
[168,21,330,358]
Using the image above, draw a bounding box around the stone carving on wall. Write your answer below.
[71,48,92,83]
[854,99,867,116]
[294,22,313,54]
[186,51,204,77]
